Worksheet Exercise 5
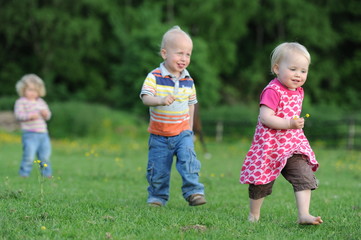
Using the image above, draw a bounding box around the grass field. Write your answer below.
[0,131,360,240]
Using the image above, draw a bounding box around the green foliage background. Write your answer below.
[48,101,146,139]
[1,0,360,112]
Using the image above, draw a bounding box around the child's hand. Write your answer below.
[29,113,40,120]
[290,117,305,129]
[39,109,49,119]
[161,95,176,106]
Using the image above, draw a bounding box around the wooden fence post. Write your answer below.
[216,121,223,143]
[347,119,355,150]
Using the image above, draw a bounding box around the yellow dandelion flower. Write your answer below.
[34,161,37,163]
[41,226,46,230]
[37,160,41,163]
[294,114,310,120]
[43,164,48,167]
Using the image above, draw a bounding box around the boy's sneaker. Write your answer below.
[187,194,206,206]
[148,202,162,207]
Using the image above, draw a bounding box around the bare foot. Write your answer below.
[298,215,323,225]
[248,214,259,223]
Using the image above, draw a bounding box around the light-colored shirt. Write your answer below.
[14,97,51,133]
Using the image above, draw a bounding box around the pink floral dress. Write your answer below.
[240,79,319,185]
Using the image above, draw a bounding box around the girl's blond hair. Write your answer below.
[16,74,46,97]
[270,42,311,74]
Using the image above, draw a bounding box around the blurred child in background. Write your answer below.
[15,74,52,178]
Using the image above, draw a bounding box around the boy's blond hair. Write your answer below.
[16,74,46,97]
[160,25,192,53]
[271,42,311,74]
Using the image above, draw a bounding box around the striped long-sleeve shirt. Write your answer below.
[14,97,51,133]
[140,63,197,136]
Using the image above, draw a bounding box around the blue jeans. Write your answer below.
[19,131,52,177]
[146,130,205,205]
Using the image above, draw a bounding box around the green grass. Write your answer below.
[0,132,360,240]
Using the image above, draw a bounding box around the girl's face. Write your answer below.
[24,83,39,101]
[273,51,309,90]
[161,34,193,78]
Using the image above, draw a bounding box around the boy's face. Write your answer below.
[273,51,309,90]
[161,33,193,78]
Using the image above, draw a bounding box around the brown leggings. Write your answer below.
[249,154,318,200]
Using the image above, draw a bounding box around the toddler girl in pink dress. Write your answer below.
[240,42,323,225]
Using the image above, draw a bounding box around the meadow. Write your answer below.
[0,131,360,240]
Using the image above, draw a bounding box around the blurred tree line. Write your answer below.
[0,0,360,113]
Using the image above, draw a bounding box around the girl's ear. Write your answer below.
[161,48,167,60]
[273,64,279,75]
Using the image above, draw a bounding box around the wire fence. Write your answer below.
[2,110,361,150]
[201,118,361,150]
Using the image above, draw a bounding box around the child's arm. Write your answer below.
[188,104,194,131]
[40,109,51,120]
[259,105,304,130]
[14,100,40,121]
[39,99,51,120]
[141,94,176,107]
